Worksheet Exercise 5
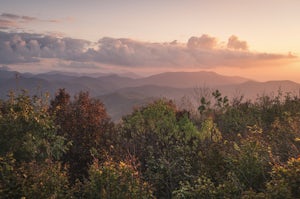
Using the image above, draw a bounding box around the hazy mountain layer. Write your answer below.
[1,69,299,120]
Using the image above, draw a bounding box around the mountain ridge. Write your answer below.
[137,71,251,88]
[1,69,300,120]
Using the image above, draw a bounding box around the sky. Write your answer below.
[0,0,299,82]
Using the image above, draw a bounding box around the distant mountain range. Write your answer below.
[1,69,300,121]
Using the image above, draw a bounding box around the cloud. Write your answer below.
[1,13,20,19]
[21,16,37,21]
[86,35,293,68]
[86,37,182,67]
[1,13,37,22]
[54,61,103,70]
[0,19,18,29]
[44,31,66,38]
[0,31,90,64]
[47,19,61,23]
[0,31,295,71]
[0,13,38,29]
[187,34,217,49]
[227,35,248,50]
[0,12,64,30]
[0,65,11,71]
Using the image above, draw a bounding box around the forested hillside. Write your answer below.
[1,89,300,198]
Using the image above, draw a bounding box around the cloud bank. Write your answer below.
[0,31,90,64]
[0,31,295,71]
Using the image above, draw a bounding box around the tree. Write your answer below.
[50,89,113,183]
[266,157,300,199]
[228,125,271,191]
[264,112,300,163]
[0,91,70,198]
[198,89,229,120]
[0,90,67,162]
[121,99,201,198]
[173,173,243,199]
[216,100,260,139]
[82,158,154,199]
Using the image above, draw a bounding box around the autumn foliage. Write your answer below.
[1,89,300,198]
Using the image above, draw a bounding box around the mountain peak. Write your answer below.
[141,71,250,88]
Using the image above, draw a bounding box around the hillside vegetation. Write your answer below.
[1,88,300,198]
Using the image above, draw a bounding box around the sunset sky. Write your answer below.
[0,0,299,82]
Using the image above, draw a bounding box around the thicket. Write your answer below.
[0,89,299,198]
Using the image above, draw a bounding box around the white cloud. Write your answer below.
[0,31,90,64]
[227,35,248,50]
[187,34,217,49]
[87,35,292,68]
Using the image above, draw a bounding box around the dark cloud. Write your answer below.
[0,13,35,29]
[0,12,63,30]
[1,13,20,19]
[0,13,37,23]
[0,31,295,70]
[21,16,37,21]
